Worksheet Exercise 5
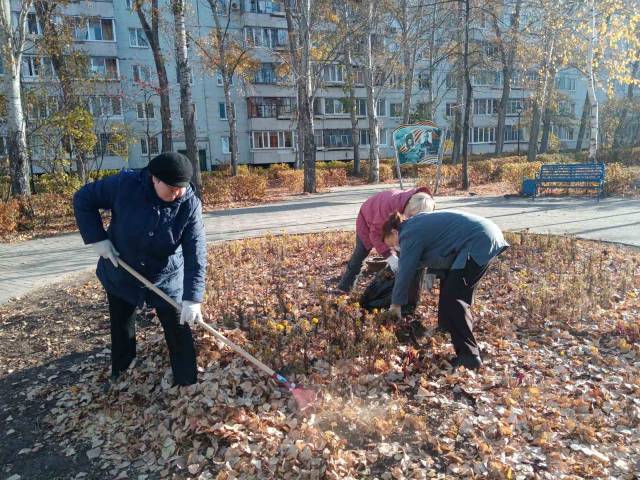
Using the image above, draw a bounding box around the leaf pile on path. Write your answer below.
[39,232,640,479]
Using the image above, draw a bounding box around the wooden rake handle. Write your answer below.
[116,257,276,377]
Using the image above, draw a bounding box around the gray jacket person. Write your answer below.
[382,210,509,369]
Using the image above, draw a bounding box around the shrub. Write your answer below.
[277,170,305,192]
[201,172,267,206]
[499,162,543,191]
[34,172,82,197]
[0,199,19,236]
[318,168,348,188]
[604,163,636,195]
[267,163,293,180]
[89,169,121,181]
[0,176,11,201]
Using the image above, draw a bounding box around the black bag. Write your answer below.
[360,269,396,311]
[360,267,429,314]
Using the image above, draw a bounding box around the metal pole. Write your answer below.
[517,112,521,155]
[394,142,404,190]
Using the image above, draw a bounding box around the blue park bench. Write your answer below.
[527,162,606,200]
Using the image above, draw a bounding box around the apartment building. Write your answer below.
[1,0,589,172]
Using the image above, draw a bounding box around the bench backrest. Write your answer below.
[539,163,605,181]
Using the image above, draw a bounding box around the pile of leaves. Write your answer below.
[7,232,640,479]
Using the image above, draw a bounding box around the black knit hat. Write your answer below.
[148,152,193,187]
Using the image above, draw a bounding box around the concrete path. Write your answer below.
[1,183,639,305]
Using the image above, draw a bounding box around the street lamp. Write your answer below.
[515,104,524,155]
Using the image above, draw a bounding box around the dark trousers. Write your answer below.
[338,236,371,292]
[107,293,197,385]
[437,259,490,358]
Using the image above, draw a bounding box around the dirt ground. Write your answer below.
[1,232,639,479]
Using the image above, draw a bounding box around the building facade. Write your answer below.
[1,0,590,172]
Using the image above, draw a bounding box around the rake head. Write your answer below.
[274,373,317,411]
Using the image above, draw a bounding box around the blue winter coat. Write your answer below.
[392,210,508,305]
[73,168,207,308]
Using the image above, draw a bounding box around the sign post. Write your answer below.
[391,122,445,193]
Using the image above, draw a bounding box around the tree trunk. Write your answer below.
[2,0,32,196]
[299,0,315,192]
[461,0,471,190]
[451,0,465,165]
[345,48,361,176]
[400,0,414,124]
[612,62,638,148]
[136,0,173,152]
[172,0,201,195]
[587,0,598,161]
[365,1,379,184]
[575,92,589,152]
[493,0,521,155]
[539,107,552,153]
[527,34,555,162]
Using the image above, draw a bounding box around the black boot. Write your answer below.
[451,353,482,370]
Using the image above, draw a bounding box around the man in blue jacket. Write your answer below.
[382,211,508,370]
[73,152,207,386]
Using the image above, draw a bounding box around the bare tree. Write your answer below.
[171,0,201,195]
[196,0,257,176]
[491,0,523,154]
[134,0,173,152]
[0,0,33,196]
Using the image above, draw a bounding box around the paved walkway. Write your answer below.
[1,183,639,305]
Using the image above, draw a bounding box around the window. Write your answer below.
[322,129,352,148]
[445,102,457,117]
[251,131,294,149]
[0,57,4,75]
[140,136,159,155]
[22,56,54,78]
[417,70,430,90]
[356,98,367,116]
[73,18,115,41]
[0,136,6,156]
[506,98,525,115]
[503,125,523,142]
[219,102,227,119]
[88,96,122,117]
[473,98,498,115]
[389,74,403,90]
[221,136,230,154]
[389,103,402,118]
[247,97,294,118]
[216,72,234,86]
[359,129,370,145]
[322,65,344,83]
[27,13,42,35]
[376,98,386,117]
[95,133,121,156]
[446,72,457,88]
[324,98,347,115]
[254,63,279,84]
[129,27,149,48]
[471,126,496,143]
[551,125,575,141]
[250,0,283,13]
[132,64,151,83]
[244,26,288,49]
[354,68,365,85]
[481,41,498,58]
[379,128,388,146]
[472,70,500,87]
[137,102,155,119]
[90,57,118,79]
[555,76,576,91]
[125,0,133,10]
[558,100,576,116]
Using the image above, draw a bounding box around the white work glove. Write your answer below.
[388,304,402,322]
[385,254,399,274]
[91,239,119,267]
[180,301,202,327]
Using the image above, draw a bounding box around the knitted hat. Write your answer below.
[148,152,193,187]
